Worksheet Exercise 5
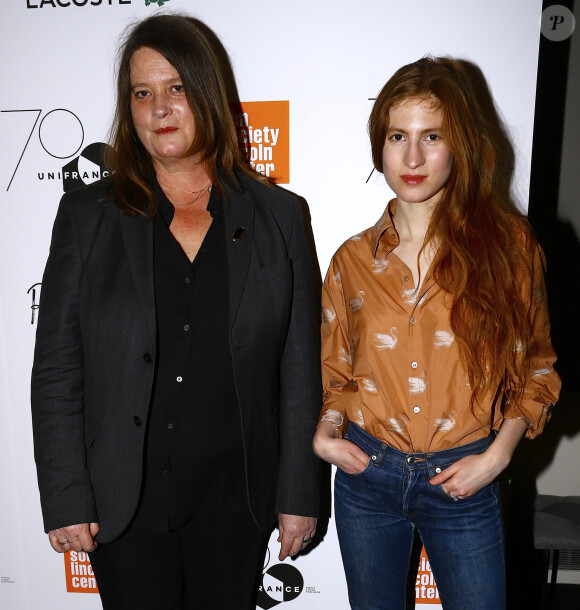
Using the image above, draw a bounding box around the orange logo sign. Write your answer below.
[415,547,440,604]
[233,101,290,183]
[64,550,98,594]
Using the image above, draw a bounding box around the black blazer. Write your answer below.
[31,173,322,543]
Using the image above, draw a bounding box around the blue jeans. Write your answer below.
[335,423,505,610]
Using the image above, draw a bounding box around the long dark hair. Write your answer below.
[369,56,535,409]
[107,14,263,216]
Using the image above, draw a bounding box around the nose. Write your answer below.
[404,140,424,169]
[152,93,171,118]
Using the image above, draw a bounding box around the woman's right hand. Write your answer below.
[313,420,370,474]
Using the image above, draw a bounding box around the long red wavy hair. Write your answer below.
[369,56,535,409]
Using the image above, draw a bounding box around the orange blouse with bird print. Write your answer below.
[319,200,561,453]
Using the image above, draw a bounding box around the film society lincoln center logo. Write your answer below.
[64,551,98,593]
[233,101,290,184]
[415,546,441,605]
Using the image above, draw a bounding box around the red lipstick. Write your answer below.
[155,127,177,135]
[401,174,427,185]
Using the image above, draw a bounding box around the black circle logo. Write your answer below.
[61,142,112,192]
[257,564,304,609]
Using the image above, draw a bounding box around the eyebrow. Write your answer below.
[386,126,442,134]
[130,77,182,88]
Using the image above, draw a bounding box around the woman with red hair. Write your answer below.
[313,56,560,610]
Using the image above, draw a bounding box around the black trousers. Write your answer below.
[89,508,270,610]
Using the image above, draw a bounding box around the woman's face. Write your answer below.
[382,97,453,207]
[129,46,197,168]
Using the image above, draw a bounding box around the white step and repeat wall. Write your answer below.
[1,1,542,608]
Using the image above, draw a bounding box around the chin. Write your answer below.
[397,184,447,206]
[397,189,430,204]
[156,148,187,160]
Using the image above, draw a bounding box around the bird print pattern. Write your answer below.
[319,200,560,452]
[375,328,398,350]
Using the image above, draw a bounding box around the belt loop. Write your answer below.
[369,443,386,466]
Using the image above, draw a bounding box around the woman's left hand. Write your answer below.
[429,418,529,498]
[428,451,505,498]
[277,514,317,560]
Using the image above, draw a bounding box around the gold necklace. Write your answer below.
[157,178,212,195]
[162,184,212,207]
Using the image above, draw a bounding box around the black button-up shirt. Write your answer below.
[134,186,245,532]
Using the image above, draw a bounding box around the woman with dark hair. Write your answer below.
[31,14,320,609]
[313,56,560,610]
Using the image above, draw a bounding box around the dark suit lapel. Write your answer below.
[119,210,156,338]
[224,188,255,331]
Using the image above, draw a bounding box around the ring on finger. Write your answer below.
[302,537,313,544]
[59,540,70,546]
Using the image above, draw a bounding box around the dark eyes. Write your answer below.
[131,84,185,98]
[388,133,441,142]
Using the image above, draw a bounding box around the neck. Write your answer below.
[393,198,437,243]
[153,159,211,192]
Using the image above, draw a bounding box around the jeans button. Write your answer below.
[407,456,415,464]
[435,467,441,474]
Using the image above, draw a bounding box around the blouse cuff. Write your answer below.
[504,399,553,439]
[318,403,348,438]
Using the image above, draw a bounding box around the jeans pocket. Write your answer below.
[343,428,374,477]
[341,455,373,478]
[437,478,499,504]
[439,483,460,502]
[432,461,458,501]
[489,480,502,506]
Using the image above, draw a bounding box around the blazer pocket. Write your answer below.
[253,261,291,283]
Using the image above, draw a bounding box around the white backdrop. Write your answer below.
[0,1,543,608]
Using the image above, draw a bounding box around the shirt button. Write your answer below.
[410,317,416,325]
[411,361,418,369]
[382,246,387,253]
[176,376,183,382]
[184,325,190,332]
[402,276,409,282]
[413,406,421,414]
[162,469,169,475]
[185,277,191,284]
[167,422,174,430]
[142,353,152,364]
[133,416,142,426]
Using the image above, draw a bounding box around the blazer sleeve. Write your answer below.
[31,193,98,532]
[274,198,322,517]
